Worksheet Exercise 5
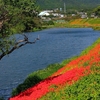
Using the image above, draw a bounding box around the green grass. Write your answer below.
[40,65,100,100]
[61,56,79,66]
[40,38,100,100]
[42,18,100,30]
[12,63,62,96]
[69,18,100,30]
[80,19,89,24]
[71,18,100,25]
[80,37,100,55]
[11,54,80,97]
[88,18,100,24]
[11,57,77,97]
[11,38,100,97]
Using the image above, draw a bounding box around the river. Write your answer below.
[0,28,100,99]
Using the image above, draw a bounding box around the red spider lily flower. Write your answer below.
[9,44,100,100]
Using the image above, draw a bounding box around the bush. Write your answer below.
[43,21,54,25]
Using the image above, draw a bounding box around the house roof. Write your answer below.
[39,11,50,16]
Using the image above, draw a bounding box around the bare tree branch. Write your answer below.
[0,35,40,60]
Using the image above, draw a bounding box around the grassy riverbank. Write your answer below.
[11,56,78,96]
[10,37,100,100]
[70,18,100,30]
[45,18,100,30]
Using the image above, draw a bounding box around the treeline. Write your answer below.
[36,0,100,10]
[0,0,41,37]
[93,6,100,17]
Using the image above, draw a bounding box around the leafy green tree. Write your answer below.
[0,0,41,60]
[93,6,100,17]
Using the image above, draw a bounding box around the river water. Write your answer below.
[0,28,100,99]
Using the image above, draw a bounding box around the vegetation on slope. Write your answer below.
[41,70,100,100]
[36,0,100,10]
[11,57,77,96]
[40,38,100,100]
[93,6,100,17]
[10,38,100,100]
[70,18,100,30]
[46,18,100,30]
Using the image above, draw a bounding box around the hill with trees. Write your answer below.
[36,0,100,10]
[93,6,100,17]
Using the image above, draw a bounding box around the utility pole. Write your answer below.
[64,2,66,14]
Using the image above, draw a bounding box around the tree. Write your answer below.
[0,0,41,60]
[93,6,100,17]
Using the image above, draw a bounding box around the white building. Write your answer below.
[39,11,50,16]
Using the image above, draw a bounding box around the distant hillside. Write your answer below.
[36,0,100,10]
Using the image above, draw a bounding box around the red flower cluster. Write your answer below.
[52,44,100,76]
[9,44,100,100]
[10,66,90,100]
